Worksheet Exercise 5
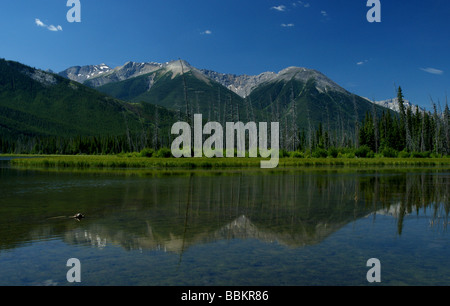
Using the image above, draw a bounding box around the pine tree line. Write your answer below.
[359,87,450,157]
[276,86,450,158]
[0,130,172,155]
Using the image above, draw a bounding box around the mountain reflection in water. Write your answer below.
[2,167,447,254]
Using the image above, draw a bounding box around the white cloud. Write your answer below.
[271,5,286,12]
[420,67,444,75]
[201,30,212,35]
[281,23,295,27]
[48,25,61,32]
[321,10,328,17]
[35,19,45,27]
[293,1,310,8]
[35,18,62,32]
[357,60,369,65]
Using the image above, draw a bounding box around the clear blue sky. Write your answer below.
[1,0,449,110]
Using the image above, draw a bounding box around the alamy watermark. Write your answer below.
[366,258,381,283]
[366,0,381,23]
[66,258,81,283]
[63,1,379,25]
[64,1,380,24]
[171,114,280,169]
[66,0,81,23]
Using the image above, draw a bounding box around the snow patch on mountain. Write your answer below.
[371,97,425,113]
[59,64,113,83]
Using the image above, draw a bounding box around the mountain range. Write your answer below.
[60,60,419,113]
[59,60,353,100]
[59,59,392,133]
[0,57,398,145]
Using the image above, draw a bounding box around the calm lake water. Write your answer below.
[0,157,449,286]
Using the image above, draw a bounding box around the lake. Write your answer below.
[0,157,449,286]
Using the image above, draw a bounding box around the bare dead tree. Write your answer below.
[306,103,313,152]
[217,87,222,123]
[338,103,346,148]
[443,97,450,154]
[284,115,289,151]
[420,108,426,152]
[153,107,159,150]
[326,103,332,147]
[406,105,414,151]
[135,108,147,151]
[353,95,360,148]
[290,86,299,151]
[432,100,441,155]
[123,112,133,152]
[179,59,190,123]
[223,93,228,126]
[249,97,256,122]
[371,100,379,153]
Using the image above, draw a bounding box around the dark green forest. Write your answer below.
[2,87,449,158]
[356,87,450,158]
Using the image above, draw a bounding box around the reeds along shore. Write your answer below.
[8,154,450,169]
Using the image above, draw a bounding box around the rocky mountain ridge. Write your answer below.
[60,60,349,99]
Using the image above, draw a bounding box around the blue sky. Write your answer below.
[0,0,449,110]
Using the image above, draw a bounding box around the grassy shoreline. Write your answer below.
[7,154,450,170]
